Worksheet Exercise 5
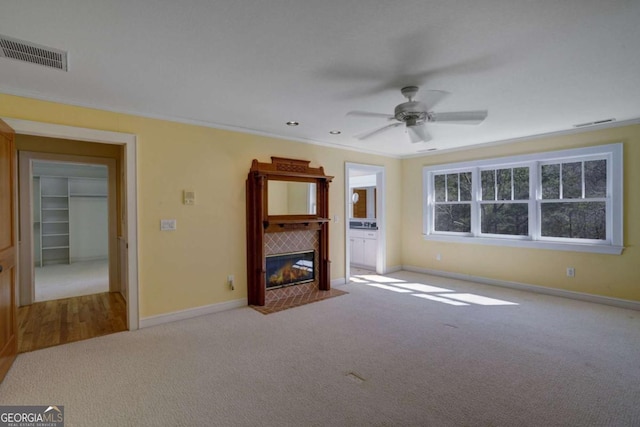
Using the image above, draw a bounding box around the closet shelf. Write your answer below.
[35,174,108,267]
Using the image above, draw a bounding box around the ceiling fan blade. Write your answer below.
[407,124,432,143]
[355,122,403,140]
[346,110,394,120]
[420,90,450,110]
[430,110,488,125]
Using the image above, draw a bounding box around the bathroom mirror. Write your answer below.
[268,180,317,215]
[351,187,376,219]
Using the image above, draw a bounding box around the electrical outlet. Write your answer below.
[566,267,575,278]
[436,253,442,261]
[183,190,195,205]
[227,274,235,290]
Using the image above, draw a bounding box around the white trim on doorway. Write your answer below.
[2,117,139,330]
[344,162,386,282]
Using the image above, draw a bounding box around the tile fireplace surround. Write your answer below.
[264,230,319,303]
[253,229,346,315]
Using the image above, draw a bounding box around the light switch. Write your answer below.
[160,219,177,231]
[183,190,195,205]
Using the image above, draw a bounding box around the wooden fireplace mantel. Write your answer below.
[246,157,333,306]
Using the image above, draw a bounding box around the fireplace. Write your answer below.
[246,157,333,306]
[266,250,315,289]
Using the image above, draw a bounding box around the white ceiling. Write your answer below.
[1,1,639,157]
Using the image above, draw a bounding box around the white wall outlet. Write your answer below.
[160,219,177,231]
[436,253,442,261]
[566,267,575,278]
[333,215,339,223]
[183,190,195,205]
[227,274,234,290]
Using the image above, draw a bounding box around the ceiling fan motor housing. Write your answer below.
[394,101,428,125]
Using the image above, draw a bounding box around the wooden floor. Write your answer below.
[18,292,127,353]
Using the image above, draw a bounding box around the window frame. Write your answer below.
[422,143,623,254]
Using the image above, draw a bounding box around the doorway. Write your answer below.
[345,163,386,282]
[2,117,139,332]
[19,151,118,305]
[31,160,110,302]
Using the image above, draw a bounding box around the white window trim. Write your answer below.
[422,143,623,255]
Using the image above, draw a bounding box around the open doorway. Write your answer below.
[17,148,124,352]
[19,150,119,305]
[2,118,139,333]
[345,163,386,282]
[31,160,110,302]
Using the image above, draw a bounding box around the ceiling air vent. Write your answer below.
[574,118,615,128]
[0,35,68,71]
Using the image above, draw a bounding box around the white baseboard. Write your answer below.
[139,298,247,328]
[402,265,640,312]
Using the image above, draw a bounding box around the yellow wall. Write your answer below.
[5,92,637,316]
[0,94,402,317]
[402,124,640,301]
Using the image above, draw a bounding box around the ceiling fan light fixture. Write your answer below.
[394,101,428,124]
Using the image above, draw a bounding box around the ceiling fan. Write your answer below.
[347,86,488,143]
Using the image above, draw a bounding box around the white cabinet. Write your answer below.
[350,229,377,269]
[350,236,365,265]
[363,236,377,267]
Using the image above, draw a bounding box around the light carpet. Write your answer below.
[35,260,109,302]
[1,270,639,426]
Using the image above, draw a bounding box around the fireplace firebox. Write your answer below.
[266,251,315,289]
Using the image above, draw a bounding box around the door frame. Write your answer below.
[0,119,17,382]
[18,152,118,304]
[344,162,386,281]
[2,118,139,330]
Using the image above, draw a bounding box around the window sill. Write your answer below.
[422,234,624,255]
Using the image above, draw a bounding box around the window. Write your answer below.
[480,167,529,236]
[433,172,472,233]
[422,144,623,254]
[539,160,607,240]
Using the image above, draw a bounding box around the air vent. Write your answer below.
[574,118,616,128]
[0,35,68,71]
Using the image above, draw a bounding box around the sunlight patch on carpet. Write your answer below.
[437,293,519,306]
[361,283,412,293]
[412,294,470,306]
[390,282,453,293]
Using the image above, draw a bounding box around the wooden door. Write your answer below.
[0,119,17,382]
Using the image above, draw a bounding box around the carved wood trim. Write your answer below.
[246,157,333,305]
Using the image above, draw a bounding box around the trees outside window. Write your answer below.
[422,144,622,254]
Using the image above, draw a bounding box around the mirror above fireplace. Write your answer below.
[267,181,317,215]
